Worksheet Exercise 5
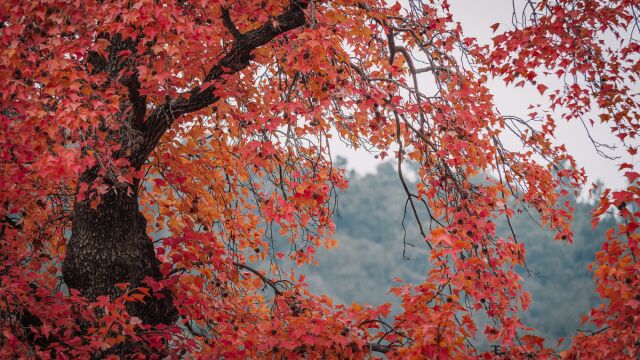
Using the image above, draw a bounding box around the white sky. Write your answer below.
[331,0,636,190]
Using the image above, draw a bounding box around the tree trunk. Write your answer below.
[60,0,308,333]
[62,181,177,326]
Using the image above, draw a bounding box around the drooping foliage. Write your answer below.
[0,0,638,358]
[305,162,615,349]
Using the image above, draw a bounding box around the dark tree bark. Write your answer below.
[61,0,308,333]
[62,182,178,325]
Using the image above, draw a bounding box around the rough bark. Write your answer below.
[63,29,178,329]
[61,0,308,333]
[62,182,177,325]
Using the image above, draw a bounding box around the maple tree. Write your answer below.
[0,0,638,358]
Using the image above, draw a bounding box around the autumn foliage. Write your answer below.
[0,0,638,358]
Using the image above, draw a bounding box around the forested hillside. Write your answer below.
[304,161,615,347]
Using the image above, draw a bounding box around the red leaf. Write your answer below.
[625,171,640,183]
[117,50,132,57]
[618,162,633,170]
[537,84,548,95]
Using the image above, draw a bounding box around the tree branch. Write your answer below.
[369,343,392,353]
[221,6,242,39]
[233,261,283,296]
[121,74,146,130]
[131,0,309,168]
[415,65,448,74]
[1,215,22,230]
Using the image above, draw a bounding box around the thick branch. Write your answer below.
[369,343,392,353]
[131,0,309,168]
[221,7,242,39]
[121,74,146,130]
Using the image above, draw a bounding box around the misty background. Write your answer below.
[307,3,629,346]
[298,159,614,349]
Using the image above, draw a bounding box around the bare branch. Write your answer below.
[415,65,448,74]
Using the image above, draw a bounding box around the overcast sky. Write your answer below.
[331,0,634,190]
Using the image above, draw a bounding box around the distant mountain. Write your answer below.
[301,161,614,348]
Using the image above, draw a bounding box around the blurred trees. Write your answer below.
[305,161,614,346]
